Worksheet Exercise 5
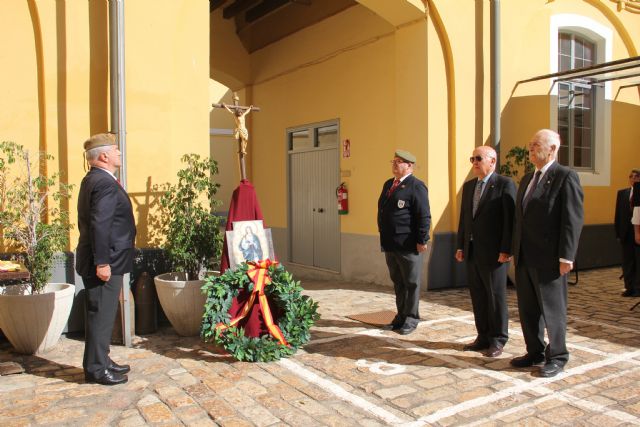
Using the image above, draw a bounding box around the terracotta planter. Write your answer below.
[0,283,75,354]
[154,272,207,337]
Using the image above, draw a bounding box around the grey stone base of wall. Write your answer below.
[271,224,621,291]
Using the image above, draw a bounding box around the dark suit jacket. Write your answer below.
[377,174,431,252]
[457,173,516,267]
[76,167,136,278]
[512,162,584,278]
[614,187,633,240]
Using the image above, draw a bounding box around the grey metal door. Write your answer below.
[290,147,340,271]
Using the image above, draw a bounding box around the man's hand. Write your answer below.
[559,261,573,276]
[498,252,512,263]
[455,249,464,262]
[96,264,111,282]
[635,225,640,245]
[417,243,428,253]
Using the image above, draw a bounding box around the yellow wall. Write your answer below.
[249,5,399,233]
[0,1,211,248]
[2,0,639,259]
[211,0,640,242]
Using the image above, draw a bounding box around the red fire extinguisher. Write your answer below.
[336,182,348,215]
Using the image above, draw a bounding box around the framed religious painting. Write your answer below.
[226,220,274,269]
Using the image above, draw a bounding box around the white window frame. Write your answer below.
[550,14,612,186]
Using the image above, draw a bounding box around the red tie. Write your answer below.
[387,179,400,197]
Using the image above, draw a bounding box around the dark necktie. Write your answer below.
[523,171,541,210]
[472,180,484,217]
[387,179,400,197]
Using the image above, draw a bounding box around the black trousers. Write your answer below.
[385,250,424,328]
[466,244,509,348]
[620,235,640,292]
[82,274,122,377]
[515,264,568,364]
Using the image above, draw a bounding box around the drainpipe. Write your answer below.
[490,0,501,167]
[109,0,131,347]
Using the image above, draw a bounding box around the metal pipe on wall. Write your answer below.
[109,0,131,347]
[490,0,501,167]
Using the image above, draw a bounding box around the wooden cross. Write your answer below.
[212,93,261,180]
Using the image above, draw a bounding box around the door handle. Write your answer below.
[318,208,324,213]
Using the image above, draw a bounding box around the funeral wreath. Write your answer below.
[201,262,319,362]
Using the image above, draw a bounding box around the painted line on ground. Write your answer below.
[568,315,640,334]
[409,349,640,425]
[279,358,410,425]
[463,366,640,427]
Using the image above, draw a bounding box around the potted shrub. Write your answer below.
[153,153,223,336]
[0,141,74,354]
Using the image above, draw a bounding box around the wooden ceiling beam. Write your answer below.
[210,0,227,13]
[245,0,290,23]
[223,0,260,19]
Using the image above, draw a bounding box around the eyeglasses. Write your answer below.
[390,159,409,165]
[469,155,484,163]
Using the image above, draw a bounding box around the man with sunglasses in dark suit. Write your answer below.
[76,133,136,385]
[456,146,516,358]
[511,129,583,378]
[378,150,431,335]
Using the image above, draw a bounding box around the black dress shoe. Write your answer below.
[622,289,640,297]
[85,369,128,385]
[539,361,564,377]
[510,354,545,368]
[381,323,402,331]
[463,339,490,352]
[108,361,130,375]
[397,325,416,335]
[484,344,504,358]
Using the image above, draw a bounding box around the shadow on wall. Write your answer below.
[129,176,167,248]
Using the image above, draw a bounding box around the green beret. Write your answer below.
[84,133,116,151]
[395,149,416,164]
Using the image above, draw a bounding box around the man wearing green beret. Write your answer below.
[76,133,136,385]
[377,150,431,335]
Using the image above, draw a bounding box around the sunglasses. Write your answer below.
[469,155,484,163]
[390,159,409,165]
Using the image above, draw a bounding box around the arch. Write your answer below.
[580,0,637,56]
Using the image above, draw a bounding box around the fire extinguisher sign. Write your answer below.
[342,139,351,158]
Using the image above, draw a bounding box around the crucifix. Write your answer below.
[212,93,260,180]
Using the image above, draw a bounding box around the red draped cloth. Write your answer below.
[220,179,277,338]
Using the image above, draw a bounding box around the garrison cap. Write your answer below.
[394,149,416,164]
[84,133,116,151]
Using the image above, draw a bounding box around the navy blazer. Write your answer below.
[377,174,431,252]
[76,168,136,278]
[457,173,516,267]
[512,162,583,279]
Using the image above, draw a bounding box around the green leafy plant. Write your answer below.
[499,145,534,183]
[201,263,320,362]
[157,153,223,279]
[0,141,72,294]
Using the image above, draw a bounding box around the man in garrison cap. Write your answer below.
[377,150,431,335]
[76,133,136,385]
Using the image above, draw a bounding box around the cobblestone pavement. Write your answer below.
[2,267,640,426]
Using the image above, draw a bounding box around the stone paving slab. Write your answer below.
[1,267,640,426]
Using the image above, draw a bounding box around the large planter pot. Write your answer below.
[0,283,75,354]
[154,272,206,337]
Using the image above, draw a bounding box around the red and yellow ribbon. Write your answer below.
[216,259,289,347]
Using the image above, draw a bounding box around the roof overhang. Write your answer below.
[518,55,640,90]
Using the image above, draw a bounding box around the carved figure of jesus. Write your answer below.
[223,103,253,155]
